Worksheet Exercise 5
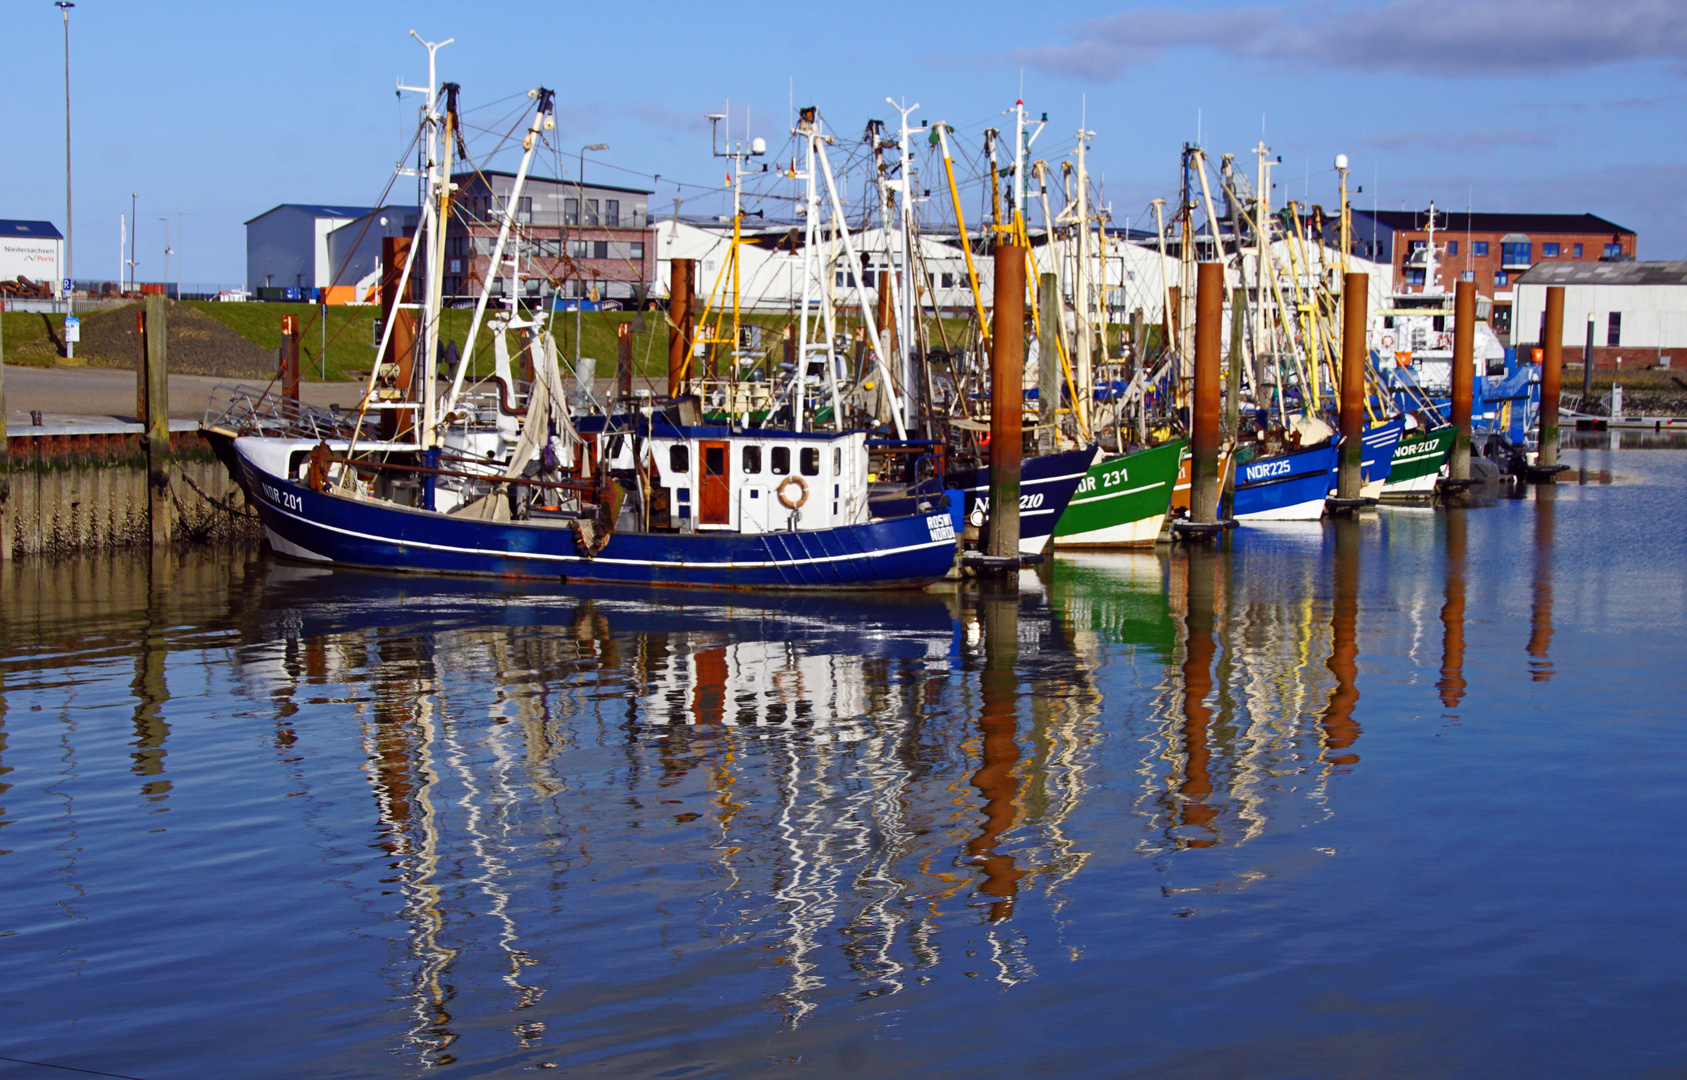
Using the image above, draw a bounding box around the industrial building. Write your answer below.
[0,219,64,296]
[1336,209,1636,336]
[244,203,380,296]
[1511,261,1686,370]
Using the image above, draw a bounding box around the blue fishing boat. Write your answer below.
[1232,442,1340,521]
[959,446,1100,555]
[231,424,962,590]
[1352,415,1407,499]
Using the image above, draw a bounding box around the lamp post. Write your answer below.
[56,1,74,357]
[160,218,172,299]
[176,211,187,299]
[575,142,609,371]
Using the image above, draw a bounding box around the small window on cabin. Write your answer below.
[742,446,762,474]
[669,445,689,474]
[771,446,790,475]
[833,448,842,476]
[800,448,820,476]
[704,445,726,478]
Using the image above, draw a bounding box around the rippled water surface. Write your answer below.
[2,446,1684,1079]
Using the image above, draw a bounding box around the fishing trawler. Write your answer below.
[209,46,960,591]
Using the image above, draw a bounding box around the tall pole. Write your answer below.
[1336,270,1369,500]
[1448,278,1475,484]
[1037,272,1058,452]
[130,192,138,293]
[1538,285,1564,471]
[58,2,74,358]
[667,258,694,397]
[986,242,1025,562]
[1581,311,1595,404]
[1189,260,1223,527]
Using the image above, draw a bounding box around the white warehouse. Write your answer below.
[1512,261,1687,369]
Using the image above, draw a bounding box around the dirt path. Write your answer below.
[4,366,364,426]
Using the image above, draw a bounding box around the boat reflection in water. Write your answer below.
[23,523,1387,1066]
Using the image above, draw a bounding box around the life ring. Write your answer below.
[1436,333,1451,350]
[1381,333,1395,349]
[777,475,809,510]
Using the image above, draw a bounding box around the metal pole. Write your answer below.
[1539,285,1564,471]
[616,319,633,399]
[59,2,74,358]
[986,242,1025,563]
[1448,278,1475,483]
[1189,261,1223,526]
[667,258,694,397]
[281,314,301,404]
[1581,311,1595,404]
[1337,270,1369,500]
[130,193,137,294]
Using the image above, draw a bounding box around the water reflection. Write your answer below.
[1439,510,1468,713]
[1528,488,1557,682]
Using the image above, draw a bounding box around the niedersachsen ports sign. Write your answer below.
[0,220,63,294]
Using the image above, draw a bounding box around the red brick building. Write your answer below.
[1340,210,1636,337]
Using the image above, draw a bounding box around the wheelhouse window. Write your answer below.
[742,446,762,473]
[770,447,790,475]
[833,448,842,475]
[669,445,689,474]
[800,448,821,477]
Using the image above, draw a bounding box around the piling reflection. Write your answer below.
[1173,548,1220,845]
[1322,519,1362,767]
[967,580,1024,919]
[1439,510,1468,713]
[1528,488,1557,682]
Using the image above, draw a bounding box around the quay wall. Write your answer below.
[1,430,261,559]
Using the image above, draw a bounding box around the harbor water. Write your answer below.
[2,444,1684,1078]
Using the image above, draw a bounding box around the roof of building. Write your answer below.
[453,170,653,196]
[1352,209,1634,236]
[1516,260,1687,286]
[0,220,63,240]
[243,204,380,225]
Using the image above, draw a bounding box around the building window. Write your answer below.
[1446,240,1457,256]
[1494,270,1509,287]
[564,198,579,226]
[1603,243,1623,258]
[525,279,540,296]
[1409,240,1425,252]
[517,197,532,223]
[629,242,645,260]
[1405,269,1426,286]
[1543,242,1560,257]
[586,199,600,225]
[940,272,955,288]
[605,200,620,227]
[1608,311,1622,347]
[593,240,609,260]
[1573,243,1583,258]
[569,239,587,259]
[1500,241,1532,266]
[1473,240,1489,256]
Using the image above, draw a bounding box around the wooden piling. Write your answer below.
[1448,279,1475,485]
[986,242,1025,561]
[1582,312,1595,404]
[1037,272,1058,453]
[1189,261,1223,526]
[142,294,171,547]
[280,314,301,404]
[1337,270,1369,500]
[616,320,633,400]
[667,258,694,398]
[1539,285,1564,471]
[0,307,9,561]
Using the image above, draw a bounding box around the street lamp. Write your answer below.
[575,142,609,371]
[56,1,74,357]
[177,211,187,299]
[160,218,172,299]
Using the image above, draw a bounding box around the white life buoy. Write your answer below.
[777,475,809,510]
[1436,332,1451,350]
[1381,333,1395,349]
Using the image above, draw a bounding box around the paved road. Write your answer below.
[2,366,363,428]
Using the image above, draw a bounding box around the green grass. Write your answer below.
[0,311,67,368]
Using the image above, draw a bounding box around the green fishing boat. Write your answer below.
[1381,423,1454,497]
[1052,440,1187,549]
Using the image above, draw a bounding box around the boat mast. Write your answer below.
[1073,125,1093,436]
[440,86,556,426]
[890,99,924,436]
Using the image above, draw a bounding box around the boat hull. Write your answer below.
[1233,444,1339,521]
[1355,416,1407,500]
[235,442,959,590]
[962,446,1097,555]
[1382,424,1454,496]
[1053,440,1186,548]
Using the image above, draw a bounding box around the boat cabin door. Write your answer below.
[699,440,731,525]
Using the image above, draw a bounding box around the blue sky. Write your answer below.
[7,0,1684,286]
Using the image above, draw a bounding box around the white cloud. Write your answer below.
[1008,0,1687,80]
